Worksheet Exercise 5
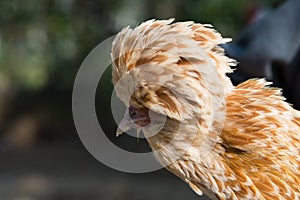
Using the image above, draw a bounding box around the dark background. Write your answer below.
[0,0,288,199]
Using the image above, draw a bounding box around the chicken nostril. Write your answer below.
[130,111,136,116]
[129,106,137,117]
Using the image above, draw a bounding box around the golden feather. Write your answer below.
[111,19,300,200]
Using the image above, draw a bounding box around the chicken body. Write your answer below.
[111,19,300,199]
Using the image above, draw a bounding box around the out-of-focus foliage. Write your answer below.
[0,0,119,91]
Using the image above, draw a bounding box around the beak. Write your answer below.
[116,108,135,137]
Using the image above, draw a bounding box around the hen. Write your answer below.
[111,19,300,200]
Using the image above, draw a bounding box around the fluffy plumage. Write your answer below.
[111,19,300,200]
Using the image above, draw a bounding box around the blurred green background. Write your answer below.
[0,0,284,200]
